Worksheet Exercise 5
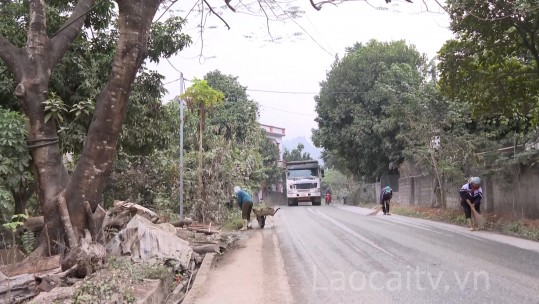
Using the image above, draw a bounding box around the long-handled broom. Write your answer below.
[467,199,486,228]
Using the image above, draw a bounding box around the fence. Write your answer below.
[348,167,539,219]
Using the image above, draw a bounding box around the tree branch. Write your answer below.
[0,35,22,75]
[27,0,48,54]
[310,0,342,11]
[202,0,230,30]
[224,0,236,12]
[49,0,97,67]
[514,25,539,76]
[258,0,273,40]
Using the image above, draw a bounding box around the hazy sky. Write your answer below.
[155,0,454,143]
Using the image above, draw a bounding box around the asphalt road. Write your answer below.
[273,204,539,304]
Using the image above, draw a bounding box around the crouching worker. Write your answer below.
[380,186,393,215]
[459,177,483,231]
[234,186,253,231]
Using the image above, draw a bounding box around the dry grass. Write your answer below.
[391,204,539,241]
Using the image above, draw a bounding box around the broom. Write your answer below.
[467,199,486,228]
[367,205,382,216]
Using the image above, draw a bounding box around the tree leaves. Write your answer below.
[439,0,539,129]
[283,143,312,161]
[313,40,425,181]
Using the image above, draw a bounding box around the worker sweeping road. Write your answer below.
[380,186,393,215]
[234,186,253,231]
[459,177,483,231]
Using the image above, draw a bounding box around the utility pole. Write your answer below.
[179,73,185,220]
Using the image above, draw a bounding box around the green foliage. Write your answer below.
[148,16,192,62]
[0,0,192,166]
[43,91,68,124]
[223,210,244,230]
[321,168,351,199]
[0,109,31,189]
[503,222,539,241]
[313,40,425,181]
[204,70,258,143]
[2,214,27,232]
[181,78,225,110]
[20,230,35,254]
[438,0,539,129]
[0,109,32,220]
[283,143,312,161]
[0,189,13,223]
[397,81,480,183]
[259,136,282,188]
[119,69,173,156]
[105,70,281,222]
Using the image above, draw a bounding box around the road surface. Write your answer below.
[193,205,539,304]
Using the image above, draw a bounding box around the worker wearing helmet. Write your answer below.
[234,186,253,231]
[459,177,483,231]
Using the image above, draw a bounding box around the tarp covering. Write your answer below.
[106,215,192,268]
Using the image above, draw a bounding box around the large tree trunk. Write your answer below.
[3,0,78,254]
[0,0,161,253]
[48,0,160,239]
[65,0,162,234]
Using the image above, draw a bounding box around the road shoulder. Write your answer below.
[189,228,293,304]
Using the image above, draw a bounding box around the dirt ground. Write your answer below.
[191,227,293,304]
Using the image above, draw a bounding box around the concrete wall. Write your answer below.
[345,183,378,206]
[488,166,539,218]
[385,166,539,219]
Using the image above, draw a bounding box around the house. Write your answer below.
[258,124,286,201]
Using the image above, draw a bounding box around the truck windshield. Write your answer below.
[287,169,317,178]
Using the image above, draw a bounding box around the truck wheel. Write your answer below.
[288,199,297,206]
[312,199,322,206]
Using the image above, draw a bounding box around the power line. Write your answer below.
[259,104,315,116]
[303,14,335,55]
[247,88,318,94]
[162,78,368,96]
[273,2,334,58]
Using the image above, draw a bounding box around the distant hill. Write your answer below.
[283,136,322,161]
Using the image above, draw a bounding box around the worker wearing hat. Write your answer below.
[380,186,393,215]
[234,186,253,231]
[459,177,483,231]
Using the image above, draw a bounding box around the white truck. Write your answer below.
[285,160,324,206]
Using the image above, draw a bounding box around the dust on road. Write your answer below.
[192,225,293,304]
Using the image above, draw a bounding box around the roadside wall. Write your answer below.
[360,166,539,219]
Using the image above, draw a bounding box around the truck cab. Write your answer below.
[285,160,323,206]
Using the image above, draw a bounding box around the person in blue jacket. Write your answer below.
[234,186,253,231]
[459,177,483,231]
[380,186,393,215]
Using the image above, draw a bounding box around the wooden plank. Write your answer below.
[186,227,219,235]
[0,255,60,277]
[0,273,35,294]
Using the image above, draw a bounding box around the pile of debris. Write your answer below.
[0,200,235,304]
